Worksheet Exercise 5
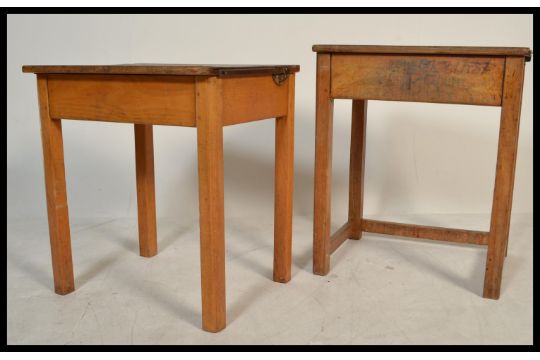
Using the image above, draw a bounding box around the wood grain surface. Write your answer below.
[23,64,300,76]
[37,75,75,295]
[331,54,505,105]
[313,45,532,61]
[47,74,196,126]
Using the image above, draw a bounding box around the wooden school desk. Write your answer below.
[22,64,299,332]
[311,45,531,299]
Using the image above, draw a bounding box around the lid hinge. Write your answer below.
[272,68,289,86]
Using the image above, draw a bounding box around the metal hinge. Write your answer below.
[272,68,289,86]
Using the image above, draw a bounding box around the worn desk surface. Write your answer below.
[312,45,532,61]
[22,64,301,76]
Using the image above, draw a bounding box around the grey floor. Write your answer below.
[7,213,533,345]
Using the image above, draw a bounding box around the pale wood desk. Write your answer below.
[311,45,531,299]
[23,64,299,332]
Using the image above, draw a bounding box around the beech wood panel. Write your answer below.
[331,54,505,105]
[47,74,196,126]
[362,219,489,245]
[221,75,289,125]
[313,45,532,61]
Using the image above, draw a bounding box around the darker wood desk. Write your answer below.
[23,64,299,332]
[311,45,531,299]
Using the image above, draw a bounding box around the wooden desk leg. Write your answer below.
[134,124,158,257]
[313,54,334,276]
[196,77,226,332]
[273,75,295,283]
[37,75,75,295]
[348,100,368,240]
[483,57,525,300]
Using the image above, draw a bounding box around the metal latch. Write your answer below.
[272,68,289,86]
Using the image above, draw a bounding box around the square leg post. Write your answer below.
[196,77,226,332]
[483,57,526,299]
[134,124,158,257]
[348,100,368,240]
[37,75,75,295]
[273,74,295,283]
[313,54,334,276]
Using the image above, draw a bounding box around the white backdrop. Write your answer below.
[7,14,533,230]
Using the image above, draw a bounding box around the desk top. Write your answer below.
[312,45,532,62]
[22,64,301,76]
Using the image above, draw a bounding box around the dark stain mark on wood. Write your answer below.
[388,58,497,98]
[331,54,505,106]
